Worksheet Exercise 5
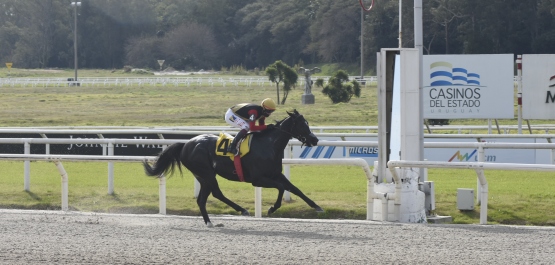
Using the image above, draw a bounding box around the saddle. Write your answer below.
[216,132,253,181]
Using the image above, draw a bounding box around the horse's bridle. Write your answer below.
[278,114,312,146]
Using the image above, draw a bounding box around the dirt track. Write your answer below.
[1,209,554,264]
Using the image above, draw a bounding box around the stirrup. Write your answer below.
[227,145,239,156]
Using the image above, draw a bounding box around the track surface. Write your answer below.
[1,209,554,264]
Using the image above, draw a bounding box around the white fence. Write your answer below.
[0,137,380,219]
[0,76,379,88]
[388,160,555,224]
[0,153,376,220]
[1,75,521,88]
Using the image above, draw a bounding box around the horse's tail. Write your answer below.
[143,142,185,178]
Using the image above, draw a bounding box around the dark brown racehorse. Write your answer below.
[143,109,322,227]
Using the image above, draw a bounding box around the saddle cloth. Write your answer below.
[215,132,252,160]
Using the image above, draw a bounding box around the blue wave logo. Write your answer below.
[298,146,378,159]
[430,61,480,86]
[299,146,336,159]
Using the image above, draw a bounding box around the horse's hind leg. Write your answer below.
[196,181,214,227]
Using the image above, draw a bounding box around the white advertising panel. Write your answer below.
[521,54,555,119]
[423,54,514,119]
[423,138,536,164]
[292,137,541,164]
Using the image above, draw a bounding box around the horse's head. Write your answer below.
[283,109,319,147]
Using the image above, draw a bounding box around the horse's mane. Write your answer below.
[257,109,300,136]
[274,116,288,127]
[273,110,297,129]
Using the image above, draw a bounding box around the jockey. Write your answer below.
[224,98,277,156]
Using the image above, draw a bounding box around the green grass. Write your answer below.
[0,161,368,218]
[0,79,377,127]
[428,169,555,225]
[2,161,555,225]
[1,68,555,225]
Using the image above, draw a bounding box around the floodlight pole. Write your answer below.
[360,8,364,79]
[71,1,81,84]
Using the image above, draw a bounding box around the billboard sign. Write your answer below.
[423,54,514,119]
[521,54,555,119]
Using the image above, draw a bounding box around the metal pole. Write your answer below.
[399,0,402,48]
[516,55,523,134]
[360,8,364,79]
[72,2,80,83]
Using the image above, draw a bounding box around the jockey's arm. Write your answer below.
[247,109,267,131]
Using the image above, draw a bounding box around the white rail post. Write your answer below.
[54,161,69,211]
[477,145,485,204]
[194,180,201,198]
[255,187,262,218]
[550,138,555,165]
[475,168,488,225]
[366,171,374,220]
[283,144,291,201]
[107,142,114,194]
[24,142,31,191]
[40,134,49,154]
[159,175,166,215]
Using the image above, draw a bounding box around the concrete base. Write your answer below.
[427,215,453,224]
[371,165,427,223]
[301,94,315,104]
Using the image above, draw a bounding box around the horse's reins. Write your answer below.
[277,115,310,146]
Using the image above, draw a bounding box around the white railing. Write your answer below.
[0,153,377,220]
[0,138,381,219]
[388,160,555,225]
[3,136,555,223]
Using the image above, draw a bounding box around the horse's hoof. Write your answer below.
[206,222,214,228]
[215,223,224,227]
[268,207,275,215]
[315,206,324,213]
[241,210,250,216]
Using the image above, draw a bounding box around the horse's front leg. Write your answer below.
[269,188,284,215]
[276,173,324,213]
[251,177,284,215]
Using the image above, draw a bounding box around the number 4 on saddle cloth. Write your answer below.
[215,132,253,181]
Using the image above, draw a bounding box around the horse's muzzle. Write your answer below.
[306,133,319,147]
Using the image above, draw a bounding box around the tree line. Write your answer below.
[1,0,554,73]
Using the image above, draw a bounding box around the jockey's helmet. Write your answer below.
[261,98,277,111]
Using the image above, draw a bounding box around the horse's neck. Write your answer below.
[273,120,293,150]
[273,131,291,150]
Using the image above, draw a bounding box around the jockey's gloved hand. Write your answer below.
[266,124,275,130]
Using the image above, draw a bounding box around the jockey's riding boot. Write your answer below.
[228,129,247,156]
